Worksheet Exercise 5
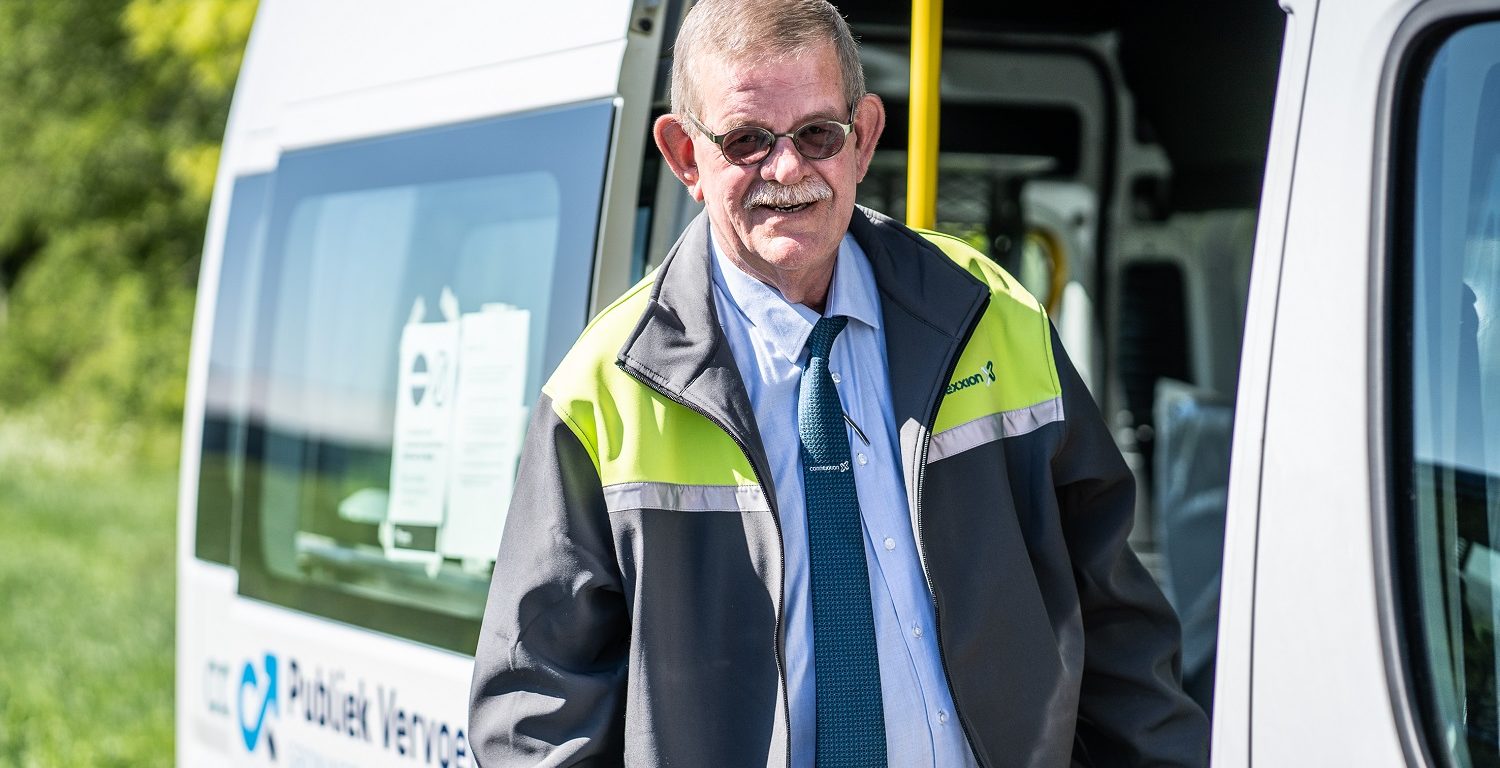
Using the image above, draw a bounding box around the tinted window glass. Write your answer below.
[236,101,614,652]
[196,173,271,565]
[1402,20,1500,766]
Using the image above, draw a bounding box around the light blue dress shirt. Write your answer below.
[708,231,978,768]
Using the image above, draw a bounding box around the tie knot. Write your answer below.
[807,315,848,360]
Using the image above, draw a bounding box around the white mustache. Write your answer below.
[743,178,833,210]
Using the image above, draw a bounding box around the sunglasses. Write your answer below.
[685,106,857,166]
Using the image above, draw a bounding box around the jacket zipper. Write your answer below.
[913,299,990,768]
[618,366,794,768]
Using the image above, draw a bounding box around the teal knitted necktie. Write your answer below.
[799,315,886,767]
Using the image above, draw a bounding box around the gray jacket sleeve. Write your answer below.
[469,395,628,767]
[1049,332,1211,767]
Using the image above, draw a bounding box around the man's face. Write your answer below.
[657,42,884,292]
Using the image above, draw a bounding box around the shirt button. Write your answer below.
[831,371,842,384]
[911,624,922,638]
[883,537,895,551]
[856,453,868,466]
[938,710,949,725]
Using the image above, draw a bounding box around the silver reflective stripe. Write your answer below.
[603,481,770,513]
[927,396,1065,462]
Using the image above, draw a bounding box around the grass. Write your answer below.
[0,415,178,766]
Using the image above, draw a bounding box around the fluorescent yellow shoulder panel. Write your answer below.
[918,231,1062,434]
[543,272,758,488]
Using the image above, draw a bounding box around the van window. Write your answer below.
[197,173,271,566]
[232,101,614,653]
[1399,19,1500,766]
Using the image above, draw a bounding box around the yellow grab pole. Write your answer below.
[906,0,943,230]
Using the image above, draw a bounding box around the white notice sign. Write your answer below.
[385,319,460,560]
[440,303,532,565]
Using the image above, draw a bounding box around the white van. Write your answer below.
[175,0,1500,765]
[1217,1,1500,765]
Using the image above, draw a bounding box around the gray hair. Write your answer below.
[670,0,865,126]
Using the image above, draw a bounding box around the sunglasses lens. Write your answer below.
[720,126,774,165]
[793,121,846,159]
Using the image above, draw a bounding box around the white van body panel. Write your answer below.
[223,0,629,168]
[175,2,634,765]
[1219,0,1429,763]
[179,572,480,765]
[1213,1,1319,756]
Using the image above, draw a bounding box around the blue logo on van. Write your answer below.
[239,653,279,759]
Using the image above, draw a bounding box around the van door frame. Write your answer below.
[1214,0,1317,761]
[589,0,675,316]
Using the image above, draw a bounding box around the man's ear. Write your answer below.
[851,93,886,184]
[654,114,705,202]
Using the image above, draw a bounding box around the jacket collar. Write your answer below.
[615,206,991,481]
[616,212,768,479]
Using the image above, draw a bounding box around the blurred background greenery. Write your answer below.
[0,0,257,763]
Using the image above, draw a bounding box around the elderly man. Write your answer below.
[468,0,1209,765]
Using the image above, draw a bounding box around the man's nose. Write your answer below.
[761,135,809,185]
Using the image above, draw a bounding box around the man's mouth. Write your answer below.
[765,201,812,213]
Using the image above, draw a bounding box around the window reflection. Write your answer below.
[196,174,270,566]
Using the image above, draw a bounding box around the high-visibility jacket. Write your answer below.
[470,206,1209,767]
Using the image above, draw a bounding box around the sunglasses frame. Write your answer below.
[684,104,859,166]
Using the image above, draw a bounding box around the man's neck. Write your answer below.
[712,239,837,314]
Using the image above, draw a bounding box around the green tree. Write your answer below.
[0,0,255,454]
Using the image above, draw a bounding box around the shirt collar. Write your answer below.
[709,230,882,364]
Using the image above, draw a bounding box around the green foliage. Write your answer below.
[0,4,253,763]
[0,0,256,440]
[124,0,258,93]
[124,0,258,205]
[0,422,178,765]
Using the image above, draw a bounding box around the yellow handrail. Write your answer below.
[906,0,943,230]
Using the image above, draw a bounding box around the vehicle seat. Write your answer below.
[1153,377,1234,714]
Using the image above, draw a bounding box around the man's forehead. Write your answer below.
[696,46,845,123]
